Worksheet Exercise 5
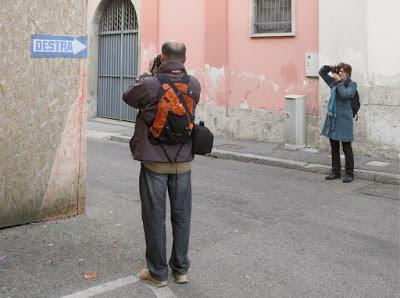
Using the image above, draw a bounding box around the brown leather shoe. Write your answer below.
[173,272,188,284]
[138,268,167,288]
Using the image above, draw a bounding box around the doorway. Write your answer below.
[97,0,138,121]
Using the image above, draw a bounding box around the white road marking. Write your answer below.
[60,275,177,298]
[153,286,177,298]
[61,276,138,298]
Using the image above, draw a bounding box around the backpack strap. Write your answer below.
[157,141,185,163]
[158,143,173,163]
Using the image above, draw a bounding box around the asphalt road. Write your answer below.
[0,138,398,298]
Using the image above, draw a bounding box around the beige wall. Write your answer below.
[0,0,87,228]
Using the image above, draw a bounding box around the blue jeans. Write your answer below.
[139,164,192,281]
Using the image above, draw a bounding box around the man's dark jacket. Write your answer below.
[123,61,201,162]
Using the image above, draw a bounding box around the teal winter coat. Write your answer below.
[320,66,357,142]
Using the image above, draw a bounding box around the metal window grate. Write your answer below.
[100,0,121,32]
[98,0,138,122]
[254,0,292,34]
[124,2,138,30]
[100,0,138,32]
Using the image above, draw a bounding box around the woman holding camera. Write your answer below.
[320,63,357,183]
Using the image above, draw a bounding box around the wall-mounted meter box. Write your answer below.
[305,52,319,77]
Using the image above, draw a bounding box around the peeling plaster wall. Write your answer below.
[138,0,319,144]
[0,0,87,228]
[197,0,320,144]
[319,0,400,159]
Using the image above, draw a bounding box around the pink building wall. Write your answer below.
[88,0,399,158]
[140,0,318,107]
[139,0,319,144]
[227,0,319,114]
[140,0,205,77]
[88,0,319,144]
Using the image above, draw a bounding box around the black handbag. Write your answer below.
[192,121,214,155]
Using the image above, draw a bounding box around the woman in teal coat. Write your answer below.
[320,63,357,183]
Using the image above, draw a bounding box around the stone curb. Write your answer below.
[210,150,307,170]
[211,150,400,186]
[108,135,130,143]
[97,135,400,186]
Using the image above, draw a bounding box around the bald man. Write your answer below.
[123,41,201,287]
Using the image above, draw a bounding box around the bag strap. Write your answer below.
[156,74,194,121]
[157,137,185,163]
[158,143,172,163]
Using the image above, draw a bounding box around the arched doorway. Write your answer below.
[97,0,138,121]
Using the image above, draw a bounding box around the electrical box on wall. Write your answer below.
[284,95,306,148]
[305,52,319,77]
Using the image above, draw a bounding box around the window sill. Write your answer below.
[250,32,296,38]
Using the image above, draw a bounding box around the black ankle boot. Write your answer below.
[343,174,354,183]
[325,172,340,180]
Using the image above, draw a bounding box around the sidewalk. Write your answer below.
[87,118,400,186]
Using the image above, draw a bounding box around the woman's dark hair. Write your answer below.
[339,63,352,76]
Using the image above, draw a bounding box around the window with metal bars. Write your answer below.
[100,0,138,32]
[250,0,295,37]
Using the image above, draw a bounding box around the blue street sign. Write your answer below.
[31,35,87,58]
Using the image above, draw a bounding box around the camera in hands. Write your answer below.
[150,54,162,75]
[330,64,341,74]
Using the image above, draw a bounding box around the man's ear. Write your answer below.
[182,57,186,64]
[160,54,166,62]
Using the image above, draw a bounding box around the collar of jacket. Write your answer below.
[157,61,186,74]
[342,76,352,87]
[333,76,351,88]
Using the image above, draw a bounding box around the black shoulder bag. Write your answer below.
[192,121,214,155]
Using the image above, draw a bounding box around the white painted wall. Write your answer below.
[319,0,368,83]
[367,0,400,85]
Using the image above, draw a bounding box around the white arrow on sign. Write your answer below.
[72,39,87,55]
[32,38,86,55]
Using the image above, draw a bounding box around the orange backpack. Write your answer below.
[149,73,194,147]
